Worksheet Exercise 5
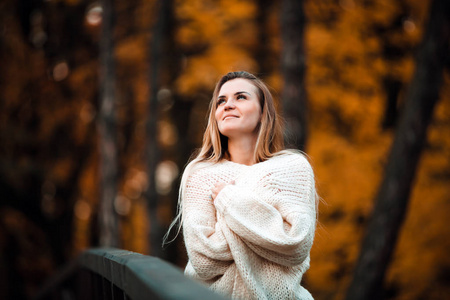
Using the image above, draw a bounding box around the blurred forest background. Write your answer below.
[0,0,449,299]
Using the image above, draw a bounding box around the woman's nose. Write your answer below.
[224,99,235,110]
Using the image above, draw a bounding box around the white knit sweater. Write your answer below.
[182,151,316,299]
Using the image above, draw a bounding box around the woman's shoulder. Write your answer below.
[270,150,312,168]
[183,159,228,182]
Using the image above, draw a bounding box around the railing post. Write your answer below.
[92,272,102,300]
[111,283,123,300]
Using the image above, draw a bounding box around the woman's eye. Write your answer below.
[237,94,246,100]
[217,99,226,105]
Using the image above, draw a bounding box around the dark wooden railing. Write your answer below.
[34,248,228,300]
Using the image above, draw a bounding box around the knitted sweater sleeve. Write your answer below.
[214,154,316,267]
[182,167,233,280]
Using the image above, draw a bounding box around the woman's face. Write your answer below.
[215,78,262,140]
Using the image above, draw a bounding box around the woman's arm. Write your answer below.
[182,167,233,280]
[213,154,316,267]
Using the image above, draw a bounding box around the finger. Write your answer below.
[214,182,224,188]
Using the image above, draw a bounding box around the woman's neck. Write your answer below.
[227,136,257,166]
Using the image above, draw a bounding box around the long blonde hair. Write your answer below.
[163,71,285,244]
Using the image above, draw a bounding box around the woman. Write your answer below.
[167,71,317,299]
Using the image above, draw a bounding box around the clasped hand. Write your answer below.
[211,180,235,201]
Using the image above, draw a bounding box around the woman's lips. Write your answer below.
[223,115,239,120]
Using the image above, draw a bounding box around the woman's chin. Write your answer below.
[219,127,238,137]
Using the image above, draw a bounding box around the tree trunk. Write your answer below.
[145,0,172,258]
[160,0,188,264]
[255,0,272,78]
[280,0,308,151]
[346,0,450,299]
[98,0,119,248]
[381,77,402,129]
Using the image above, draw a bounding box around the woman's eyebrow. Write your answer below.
[218,91,251,99]
[235,91,251,96]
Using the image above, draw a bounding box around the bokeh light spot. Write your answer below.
[52,61,70,81]
[156,161,179,195]
[86,3,102,26]
[115,195,131,216]
[75,200,91,221]
[403,19,416,33]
